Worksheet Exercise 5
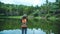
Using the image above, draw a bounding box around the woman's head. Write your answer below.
[22,14,27,19]
[22,16,27,19]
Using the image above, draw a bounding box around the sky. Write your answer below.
[0,0,56,6]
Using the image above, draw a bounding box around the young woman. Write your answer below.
[21,15,28,34]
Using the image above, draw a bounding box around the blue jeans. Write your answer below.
[22,27,27,34]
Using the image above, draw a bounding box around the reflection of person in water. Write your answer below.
[21,14,28,34]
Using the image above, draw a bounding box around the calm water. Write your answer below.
[0,28,47,34]
[0,18,60,34]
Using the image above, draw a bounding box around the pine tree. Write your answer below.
[55,0,60,17]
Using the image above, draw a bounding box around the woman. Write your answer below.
[21,15,28,34]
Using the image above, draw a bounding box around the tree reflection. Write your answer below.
[0,18,60,34]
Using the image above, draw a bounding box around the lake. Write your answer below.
[0,18,60,34]
[0,28,47,34]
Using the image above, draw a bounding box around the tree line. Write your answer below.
[0,0,60,17]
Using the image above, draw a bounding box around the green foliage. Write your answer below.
[0,1,60,17]
[0,1,60,34]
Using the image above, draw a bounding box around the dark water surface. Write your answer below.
[0,18,60,34]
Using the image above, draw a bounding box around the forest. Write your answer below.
[0,0,60,18]
[0,0,60,34]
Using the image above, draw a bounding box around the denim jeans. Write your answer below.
[22,27,27,34]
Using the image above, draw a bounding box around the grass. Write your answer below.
[0,16,22,19]
[7,16,22,19]
[0,16,58,20]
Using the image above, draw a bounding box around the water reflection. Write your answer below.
[0,28,46,34]
[0,18,60,34]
